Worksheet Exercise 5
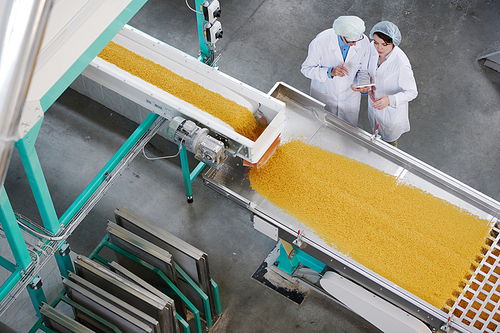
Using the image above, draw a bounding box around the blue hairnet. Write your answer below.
[333,16,365,38]
[370,21,401,46]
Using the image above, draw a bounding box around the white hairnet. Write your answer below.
[333,16,365,38]
[370,21,402,46]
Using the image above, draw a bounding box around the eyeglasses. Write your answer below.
[343,35,364,44]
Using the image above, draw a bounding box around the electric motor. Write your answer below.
[166,117,226,168]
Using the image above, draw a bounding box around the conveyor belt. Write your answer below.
[203,82,500,333]
[76,25,286,165]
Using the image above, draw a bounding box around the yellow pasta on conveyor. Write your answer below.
[248,139,491,309]
[97,41,264,141]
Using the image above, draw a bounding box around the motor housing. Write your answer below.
[166,117,226,168]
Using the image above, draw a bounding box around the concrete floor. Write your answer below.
[1,0,500,332]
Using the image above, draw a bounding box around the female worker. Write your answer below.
[366,21,418,147]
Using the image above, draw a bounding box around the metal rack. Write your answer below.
[29,232,222,333]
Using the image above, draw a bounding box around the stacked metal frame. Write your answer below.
[39,302,96,333]
[105,222,186,318]
[65,274,160,332]
[106,222,177,285]
[114,206,218,323]
[73,255,177,333]
[108,261,180,333]
[62,278,154,333]
[72,310,114,333]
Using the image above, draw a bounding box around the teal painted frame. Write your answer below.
[276,243,326,276]
[0,268,22,303]
[59,112,159,227]
[60,295,122,332]
[211,279,221,315]
[179,145,206,202]
[54,242,74,280]
[0,186,42,318]
[89,235,222,328]
[15,118,60,235]
[3,100,158,324]
[29,290,122,333]
[0,188,32,269]
[31,293,190,333]
[174,260,212,327]
[27,277,48,318]
[0,255,16,273]
[195,0,211,63]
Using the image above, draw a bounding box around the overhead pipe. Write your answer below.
[0,0,53,188]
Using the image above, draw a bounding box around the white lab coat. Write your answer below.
[367,43,418,142]
[301,29,370,126]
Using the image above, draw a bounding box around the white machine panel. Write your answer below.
[253,215,278,241]
[320,271,433,333]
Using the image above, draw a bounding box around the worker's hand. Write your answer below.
[372,96,390,110]
[331,65,349,77]
[350,84,371,94]
[368,86,376,102]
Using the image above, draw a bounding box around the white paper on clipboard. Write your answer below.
[354,83,375,88]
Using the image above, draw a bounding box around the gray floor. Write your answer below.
[1,0,500,332]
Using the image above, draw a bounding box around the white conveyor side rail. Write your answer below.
[79,25,286,164]
[320,271,432,333]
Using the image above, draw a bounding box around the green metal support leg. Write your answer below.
[211,279,222,316]
[179,145,206,203]
[295,248,327,274]
[0,188,29,306]
[179,145,193,202]
[0,269,22,303]
[54,242,74,279]
[27,276,47,318]
[195,0,211,64]
[0,187,32,269]
[15,117,60,235]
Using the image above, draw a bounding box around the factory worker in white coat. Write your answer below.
[367,21,418,147]
[301,16,371,126]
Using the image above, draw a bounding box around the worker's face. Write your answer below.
[373,34,394,58]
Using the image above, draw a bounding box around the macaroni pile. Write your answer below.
[98,42,263,141]
[249,140,491,309]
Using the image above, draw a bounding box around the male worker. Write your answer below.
[301,16,370,126]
